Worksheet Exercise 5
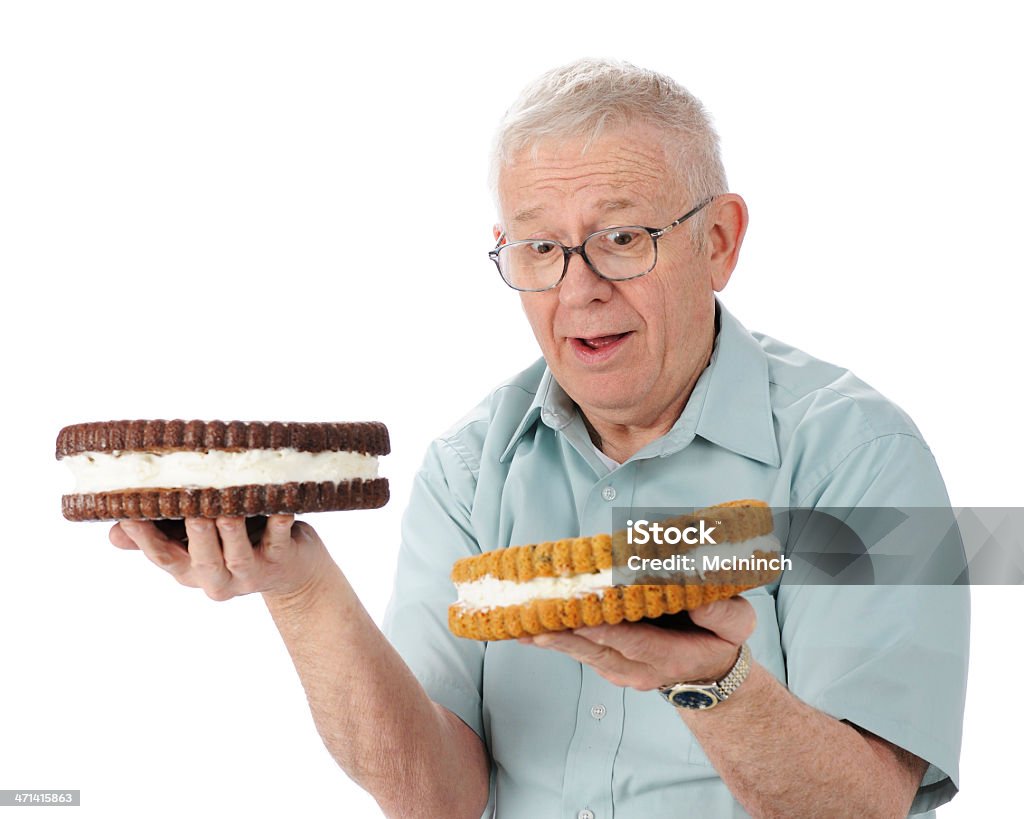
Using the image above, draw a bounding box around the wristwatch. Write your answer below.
[658,643,752,710]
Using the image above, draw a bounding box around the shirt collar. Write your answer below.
[500,300,780,467]
[691,300,780,466]
[500,368,568,463]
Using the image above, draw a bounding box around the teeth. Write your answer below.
[582,334,620,349]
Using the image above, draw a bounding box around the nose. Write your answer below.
[558,247,613,308]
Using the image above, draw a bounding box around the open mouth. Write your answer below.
[577,333,629,350]
[569,332,632,361]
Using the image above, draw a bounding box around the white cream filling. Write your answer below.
[64,448,379,493]
[455,568,616,610]
[454,534,781,611]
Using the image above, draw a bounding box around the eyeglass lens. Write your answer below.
[497,227,655,291]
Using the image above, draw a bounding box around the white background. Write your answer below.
[1,1,1020,816]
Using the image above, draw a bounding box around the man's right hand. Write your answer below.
[110,515,332,603]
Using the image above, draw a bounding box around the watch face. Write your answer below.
[670,689,718,709]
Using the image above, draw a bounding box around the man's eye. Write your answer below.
[607,231,637,246]
[529,241,558,255]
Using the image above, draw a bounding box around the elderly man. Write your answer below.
[113,60,968,818]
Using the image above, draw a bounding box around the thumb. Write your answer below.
[688,596,755,645]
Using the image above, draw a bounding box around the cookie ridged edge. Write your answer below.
[61,477,389,521]
[55,420,390,459]
[448,553,780,641]
[450,500,774,584]
[452,533,614,584]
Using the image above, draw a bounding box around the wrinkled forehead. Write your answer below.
[496,126,684,228]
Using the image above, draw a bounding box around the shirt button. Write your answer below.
[601,486,617,501]
[578,810,595,819]
[590,704,606,719]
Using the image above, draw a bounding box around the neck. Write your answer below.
[582,341,713,463]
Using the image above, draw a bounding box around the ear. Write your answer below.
[705,194,748,291]
[493,223,503,242]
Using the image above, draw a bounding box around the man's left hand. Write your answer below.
[520,597,755,690]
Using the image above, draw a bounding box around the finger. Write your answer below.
[574,623,679,664]
[573,622,725,684]
[688,597,756,645]
[120,519,192,579]
[262,514,296,561]
[216,517,258,581]
[532,631,641,684]
[185,518,232,594]
[576,620,719,657]
[575,620,744,685]
[109,522,140,550]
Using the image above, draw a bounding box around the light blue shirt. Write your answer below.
[383,302,969,818]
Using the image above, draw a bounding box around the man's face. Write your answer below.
[497,126,723,431]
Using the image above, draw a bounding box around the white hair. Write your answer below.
[490,58,728,242]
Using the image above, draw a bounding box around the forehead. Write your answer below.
[498,126,679,227]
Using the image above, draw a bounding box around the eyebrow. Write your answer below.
[510,205,546,225]
[510,199,638,227]
[596,199,638,212]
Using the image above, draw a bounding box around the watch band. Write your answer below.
[658,643,752,710]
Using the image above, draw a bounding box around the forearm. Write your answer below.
[264,558,489,819]
[681,663,923,818]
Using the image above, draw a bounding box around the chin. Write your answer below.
[550,351,651,406]
[570,385,638,415]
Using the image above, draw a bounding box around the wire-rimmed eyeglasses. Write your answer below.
[488,197,715,292]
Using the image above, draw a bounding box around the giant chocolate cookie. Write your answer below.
[57,420,389,521]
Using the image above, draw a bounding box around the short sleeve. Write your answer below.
[381,439,487,740]
[778,434,970,815]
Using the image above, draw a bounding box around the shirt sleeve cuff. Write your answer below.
[417,671,486,741]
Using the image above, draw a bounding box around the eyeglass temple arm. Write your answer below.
[651,196,716,239]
